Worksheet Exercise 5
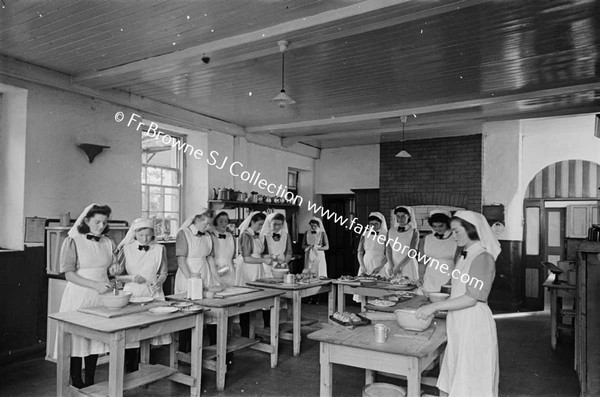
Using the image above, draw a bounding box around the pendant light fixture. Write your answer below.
[395,116,412,158]
[271,40,296,108]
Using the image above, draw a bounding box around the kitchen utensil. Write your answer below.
[149,306,179,315]
[187,275,203,300]
[171,302,193,308]
[213,188,218,200]
[394,308,433,331]
[284,274,295,284]
[205,291,216,299]
[100,291,132,309]
[373,323,391,343]
[428,292,449,303]
[182,305,203,313]
[363,383,406,397]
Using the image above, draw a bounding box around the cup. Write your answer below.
[284,274,294,284]
[59,212,70,227]
[373,323,390,343]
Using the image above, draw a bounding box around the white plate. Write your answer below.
[181,305,203,313]
[369,299,395,307]
[171,302,193,308]
[130,297,153,304]
[149,306,179,315]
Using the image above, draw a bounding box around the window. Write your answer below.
[141,131,184,239]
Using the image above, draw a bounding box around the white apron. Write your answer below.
[421,233,456,293]
[234,231,265,286]
[265,233,288,278]
[354,231,386,302]
[437,244,499,397]
[54,234,112,358]
[175,228,219,294]
[212,232,236,287]
[387,227,419,281]
[305,231,327,277]
[122,243,171,346]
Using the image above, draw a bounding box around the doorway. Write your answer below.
[321,195,354,279]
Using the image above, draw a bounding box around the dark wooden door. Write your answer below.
[523,199,545,310]
[321,195,354,278]
[352,189,380,229]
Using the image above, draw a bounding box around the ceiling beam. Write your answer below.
[73,0,487,88]
[248,80,600,133]
[281,120,482,146]
[0,54,245,136]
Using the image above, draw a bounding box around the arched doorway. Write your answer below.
[523,159,600,310]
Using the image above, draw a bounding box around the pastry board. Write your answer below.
[78,301,169,318]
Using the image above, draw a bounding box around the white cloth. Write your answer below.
[305,230,327,277]
[392,206,417,231]
[174,227,219,293]
[68,203,100,238]
[353,230,387,302]
[178,208,210,232]
[429,209,452,218]
[437,242,499,397]
[54,234,112,358]
[122,242,171,346]
[421,232,456,292]
[117,217,154,250]
[387,227,419,281]
[368,212,388,234]
[260,212,288,237]
[454,211,501,260]
[211,231,236,286]
[264,233,288,278]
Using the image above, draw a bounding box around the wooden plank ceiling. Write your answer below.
[1,0,599,149]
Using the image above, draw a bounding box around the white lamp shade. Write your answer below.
[270,90,296,107]
[395,150,412,158]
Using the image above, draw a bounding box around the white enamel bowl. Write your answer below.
[394,308,433,332]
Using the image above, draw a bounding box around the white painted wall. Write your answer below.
[483,113,600,241]
[315,145,380,194]
[0,84,28,249]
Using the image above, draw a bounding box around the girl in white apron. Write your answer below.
[416,211,500,397]
[386,206,419,281]
[261,212,293,278]
[175,209,219,351]
[116,218,171,372]
[355,212,388,302]
[53,203,121,389]
[419,210,458,293]
[210,212,236,287]
[302,217,329,277]
[234,211,272,337]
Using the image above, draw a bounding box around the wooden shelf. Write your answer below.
[208,199,299,212]
[78,364,177,396]
[202,336,260,360]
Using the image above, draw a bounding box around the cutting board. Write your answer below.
[391,321,437,341]
[78,301,169,318]
[215,287,259,298]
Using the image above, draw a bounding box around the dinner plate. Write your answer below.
[130,297,153,304]
[149,306,179,315]
[170,302,193,308]
[369,299,395,307]
[181,305,203,313]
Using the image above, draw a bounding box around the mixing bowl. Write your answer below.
[272,268,289,279]
[100,291,132,309]
[394,308,433,331]
[428,292,450,303]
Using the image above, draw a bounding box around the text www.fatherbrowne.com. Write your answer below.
[115,111,485,291]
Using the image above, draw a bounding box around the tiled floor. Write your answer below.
[0,301,580,396]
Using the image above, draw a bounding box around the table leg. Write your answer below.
[365,369,375,385]
[406,357,421,397]
[360,296,367,312]
[286,298,293,323]
[216,309,228,392]
[108,330,126,397]
[170,332,179,370]
[337,284,345,313]
[190,313,203,397]
[550,289,557,350]
[293,291,301,356]
[140,339,150,365]
[56,322,71,397]
[249,312,256,340]
[270,297,280,368]
[327,287,335,319]
[320,343,333,397]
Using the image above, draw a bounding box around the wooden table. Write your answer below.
[246,279,334,356]
[333,280,417,312]
[308,319,447,397]
[49,309,204,397]
[543,276,577,350]
[166,289,283,391]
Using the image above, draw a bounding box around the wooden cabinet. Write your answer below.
[567,205,599,238]
[575,241,600,396]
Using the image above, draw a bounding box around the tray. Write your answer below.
[329,313,371,330]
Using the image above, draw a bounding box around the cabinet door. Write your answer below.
[567,205,590,238]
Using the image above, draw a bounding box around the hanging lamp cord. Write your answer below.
[281,51,285,91]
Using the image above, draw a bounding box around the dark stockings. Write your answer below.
[70,354,98,388]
